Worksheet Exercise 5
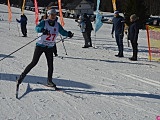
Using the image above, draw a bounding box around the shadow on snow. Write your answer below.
[62,88,160,100]
[0,73,159,100]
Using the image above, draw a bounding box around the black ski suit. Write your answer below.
[16,14,27,37]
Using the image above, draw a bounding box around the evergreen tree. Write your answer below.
[122,0,149,29]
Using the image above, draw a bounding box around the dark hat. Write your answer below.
[114,11,119,14]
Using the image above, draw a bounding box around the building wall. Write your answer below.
[70,0,94,15]
[26,0,33,7]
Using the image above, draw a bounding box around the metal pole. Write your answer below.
[60,35,68,55]
[17,23,20,36]
[0,35,42,62]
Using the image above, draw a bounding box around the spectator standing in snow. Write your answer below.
[128,14,139,61]
[76,13,93,48]
[111,11,125,57]
[16,9,74,88]
[16,14,28,37]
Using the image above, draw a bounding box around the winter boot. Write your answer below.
[16,73,26,85]
[129,50,137,61]
[115,52,124,57]
[129,43,138,61]
[129,57,137,61]
[47,78,56,88]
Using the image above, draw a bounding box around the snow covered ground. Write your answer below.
[0,4,160,120]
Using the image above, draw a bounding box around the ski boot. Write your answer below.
[16,73,26,85]
[47,78,56,88]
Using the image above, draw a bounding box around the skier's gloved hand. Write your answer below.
[68,31,74,38]
[42,28,49,35]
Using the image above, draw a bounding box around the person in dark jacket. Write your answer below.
[111,11,125,57]
[76,13,93,48]
[82,13,93,48]
[16,14,28,37]
[128,14,139,61]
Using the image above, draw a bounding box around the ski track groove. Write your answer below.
[58,62,158,119]
[35,84,86,120]
[29,94,43,119]
[19,84,55,119]
[47,91,85,120]
[110,96,158,116]
[15,84,33,120]
[1,82,29,119]
[119,72,160,87]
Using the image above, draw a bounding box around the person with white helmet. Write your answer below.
[16,8,73,88]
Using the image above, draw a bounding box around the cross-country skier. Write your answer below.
[16,8,73,88]
[39,14,58,57]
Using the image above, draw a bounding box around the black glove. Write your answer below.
[111,33,114,38]
[42,28,49,35]
[68,31,74,38]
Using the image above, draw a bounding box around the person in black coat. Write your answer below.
[111,11,125,57]
[16,14,28,37]
[128,14,139,61]
[76,13,93,48]
[84,13,93,48]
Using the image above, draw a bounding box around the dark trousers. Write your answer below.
[53,44,57,56]
[21,46,54,79]
[115,33,124,55]
[21,25,27,36]
[82,31,92,47]
[131,40,138,59]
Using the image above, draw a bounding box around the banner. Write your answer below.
[7,0,12,23]
[112,0,116,11]
[95,0,103,32]
[22,0,26,14]
[34,0,39,25]
[146,25,160,62]
[58,0,65,26]
[96,0,100,12]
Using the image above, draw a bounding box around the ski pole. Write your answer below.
[0,35,42,62]
[17,23,20,36]
[56,37,67,44]
[127,38,130,47]
[60,35,68,55]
